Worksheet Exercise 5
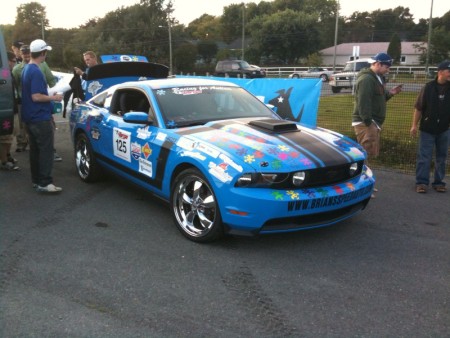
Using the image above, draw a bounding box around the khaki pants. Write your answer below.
[354,123,381,158]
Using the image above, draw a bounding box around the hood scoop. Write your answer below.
[248,119,299,134]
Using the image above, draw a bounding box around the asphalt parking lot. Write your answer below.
[1,116,449,337]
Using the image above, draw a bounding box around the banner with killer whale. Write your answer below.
[179,76,322,128]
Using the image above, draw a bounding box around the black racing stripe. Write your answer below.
[176,126,214,136]
[153,140,174,187]
[278,130,350,166]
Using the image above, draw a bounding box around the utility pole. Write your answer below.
[241,4,245,60]
[425,0,434,74]
[333,0,339,71]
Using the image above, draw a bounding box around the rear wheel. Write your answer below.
[171,168,224,242]
[292,74,300,79]
[75,133,102,182]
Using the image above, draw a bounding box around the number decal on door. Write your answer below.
[113,127,131,162]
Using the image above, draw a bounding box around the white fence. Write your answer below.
[261,66,437,78]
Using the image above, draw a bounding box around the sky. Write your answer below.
[0,0,449,29]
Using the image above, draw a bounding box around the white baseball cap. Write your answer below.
[30,39,52,53]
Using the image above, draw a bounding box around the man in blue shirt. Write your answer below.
[21,39,64,193]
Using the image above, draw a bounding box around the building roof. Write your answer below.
[320,42,427,56]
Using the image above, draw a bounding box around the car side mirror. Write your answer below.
[123,112,153,125]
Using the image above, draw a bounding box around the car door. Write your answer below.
[99,88,166,191]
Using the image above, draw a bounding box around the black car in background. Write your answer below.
[214,60,266,78]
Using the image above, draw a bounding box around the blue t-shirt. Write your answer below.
[21,63,52,123]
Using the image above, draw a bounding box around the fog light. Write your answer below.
[292,171,306,186]
[349,162,358,176]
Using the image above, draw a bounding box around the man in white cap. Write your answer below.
[352,52,402,197]
[21,39,64,193]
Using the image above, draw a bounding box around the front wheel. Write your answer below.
[75,133,102,182]
[331,86,342,94]
[171,169,224,242]
[320,74,329,82]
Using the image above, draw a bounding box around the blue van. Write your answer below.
[0,28,14,136]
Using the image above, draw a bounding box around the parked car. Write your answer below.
[214,59,266,78]
[70,69,375,242]
[0,29,14,137]
[328,59,371,93]
[289,67,334,82]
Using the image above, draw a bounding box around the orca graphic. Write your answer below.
[268,87,304,123]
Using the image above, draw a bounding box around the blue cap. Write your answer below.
[369,52,393,67]
[437,60,450,71]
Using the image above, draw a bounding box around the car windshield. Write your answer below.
[343,62,369,72]
[238,61,251,69]
[153,85,276,128]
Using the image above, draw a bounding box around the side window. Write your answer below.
[110,90,151,117]
[223,62,232,72]
[231,62,240,70]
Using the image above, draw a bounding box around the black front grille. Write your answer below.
[267,161,363,189]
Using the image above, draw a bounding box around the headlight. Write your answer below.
[292,171,306,187]
[235,173,287,187]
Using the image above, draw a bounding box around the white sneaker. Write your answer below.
[37,183,63,193]
[1,161,20,171]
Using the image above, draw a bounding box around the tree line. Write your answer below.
[1,0,449,74]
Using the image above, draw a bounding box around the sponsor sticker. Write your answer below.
[142,143,152,159]
[131,142,141,160]
[137,126,152,140]
[139,158,153,178]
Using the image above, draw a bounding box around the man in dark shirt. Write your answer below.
[411,60,450,193]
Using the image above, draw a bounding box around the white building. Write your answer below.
[320,42,426,66]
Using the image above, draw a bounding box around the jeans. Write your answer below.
[416,130,449,187]
[26,120,55,187]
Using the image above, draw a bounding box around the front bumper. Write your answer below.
[220,168,375,235]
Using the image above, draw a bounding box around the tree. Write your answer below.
[197,40,218,64]
[248,9,320,64]
[388,33,401,64]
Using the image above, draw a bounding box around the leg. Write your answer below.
[16,104,28,151]
[26,121,55,187]
[432,130,449,188]
[354,123,381,161]
[415,131,434,186]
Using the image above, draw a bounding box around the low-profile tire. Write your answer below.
[171,168,224,243]
[74,133,102,182]
[331,86,342,94]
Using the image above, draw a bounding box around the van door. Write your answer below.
[0,28,14,136]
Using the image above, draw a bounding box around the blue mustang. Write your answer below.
[70,73,374,242]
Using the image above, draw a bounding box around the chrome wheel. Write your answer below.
[171,169,223,242]
[75,134,100,182]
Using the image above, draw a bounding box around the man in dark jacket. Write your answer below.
[352,52,402,159]
[410,60,450,193]
[352,52,402,198]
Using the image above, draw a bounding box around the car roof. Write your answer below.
[111,77,241,90]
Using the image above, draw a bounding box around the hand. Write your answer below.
[53,92,64,102]
[410,126,418,137]
[74,67,83,76]
[389,84,403,96]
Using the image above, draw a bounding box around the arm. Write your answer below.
[410,109,422,137]
[39,62,57,88]
[32,92,63,103]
